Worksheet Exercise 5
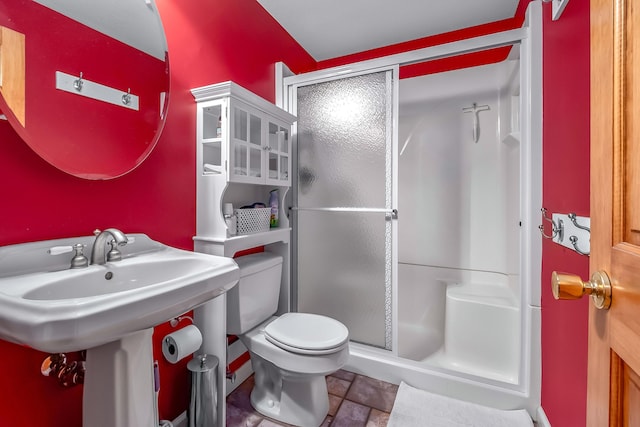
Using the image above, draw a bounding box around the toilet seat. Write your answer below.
[264,313,349,355]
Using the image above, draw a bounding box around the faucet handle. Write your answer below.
[48,244,88,268]
[106,240,122,262]
[48,246,73,256]
[70,244,89,269]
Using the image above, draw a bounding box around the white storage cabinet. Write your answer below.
[192,81,294,186]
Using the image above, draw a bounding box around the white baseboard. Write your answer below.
[536,407,551,427]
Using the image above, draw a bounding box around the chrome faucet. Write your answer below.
[90,228,128,265]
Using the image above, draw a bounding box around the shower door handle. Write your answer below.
[291,207,398,219]
[551,270,612,310]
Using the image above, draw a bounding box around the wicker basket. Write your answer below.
[235,207,271,235]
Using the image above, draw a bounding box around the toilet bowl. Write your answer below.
[226,253,349,427]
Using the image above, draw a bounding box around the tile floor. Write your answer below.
[226,369,399,427]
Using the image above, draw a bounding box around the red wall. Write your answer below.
[0,0,590,425]
[0,1,314,425]
[541,1,591,426]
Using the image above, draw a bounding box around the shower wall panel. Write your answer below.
[398,75,519,276]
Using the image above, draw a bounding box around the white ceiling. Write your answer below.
[257,0,522,61]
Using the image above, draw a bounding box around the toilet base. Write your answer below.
[250,355,329,427]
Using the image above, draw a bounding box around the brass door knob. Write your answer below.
[551,271,612,309]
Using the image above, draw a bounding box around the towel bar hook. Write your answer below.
[539,208,564,241]
[568,213,590,233]
[569,235,590,256]
[73,72,84,92]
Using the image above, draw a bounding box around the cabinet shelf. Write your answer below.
[194,227,291,257]
[203,166,222,174]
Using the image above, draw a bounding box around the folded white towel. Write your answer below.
[388,382,533,427]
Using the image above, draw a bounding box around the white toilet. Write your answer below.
[227,252,349,427]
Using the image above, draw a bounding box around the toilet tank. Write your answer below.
[227,252,283,335]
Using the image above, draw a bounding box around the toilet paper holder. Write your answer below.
[170,314,194,327]
[162,324,203,364]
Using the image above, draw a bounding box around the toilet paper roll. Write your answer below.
[162,325,203,364]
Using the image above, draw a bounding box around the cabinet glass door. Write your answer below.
[266,121,290,185]
[230,103,263,182]
[249,113,262,179]
[200,103,223,174]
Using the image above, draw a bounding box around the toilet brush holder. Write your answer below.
[188,354,219,427]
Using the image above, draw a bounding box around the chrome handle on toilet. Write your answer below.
[551,270,612,309]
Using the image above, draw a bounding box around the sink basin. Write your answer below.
[0,233,239,353]
[22,256,219,300]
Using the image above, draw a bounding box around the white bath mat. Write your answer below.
[388,382,533,427]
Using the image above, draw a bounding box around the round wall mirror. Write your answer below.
[0,0,170,179]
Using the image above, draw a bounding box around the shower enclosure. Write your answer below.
[281,1,542,416]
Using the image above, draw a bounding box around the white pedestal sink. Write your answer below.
[84,329,157,426]
[0,233,239,427]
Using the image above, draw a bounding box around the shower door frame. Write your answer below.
[278,2,542,406]
[286,66,400,351]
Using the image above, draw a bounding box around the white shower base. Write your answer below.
[344,264,540,416]
[398,264,520,381]
[427,281,520,384]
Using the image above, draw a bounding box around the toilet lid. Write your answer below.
[264,313,349,355]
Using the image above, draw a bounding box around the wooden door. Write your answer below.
[588,0,640,424]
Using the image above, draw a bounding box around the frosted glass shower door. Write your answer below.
[293,69,396,349]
